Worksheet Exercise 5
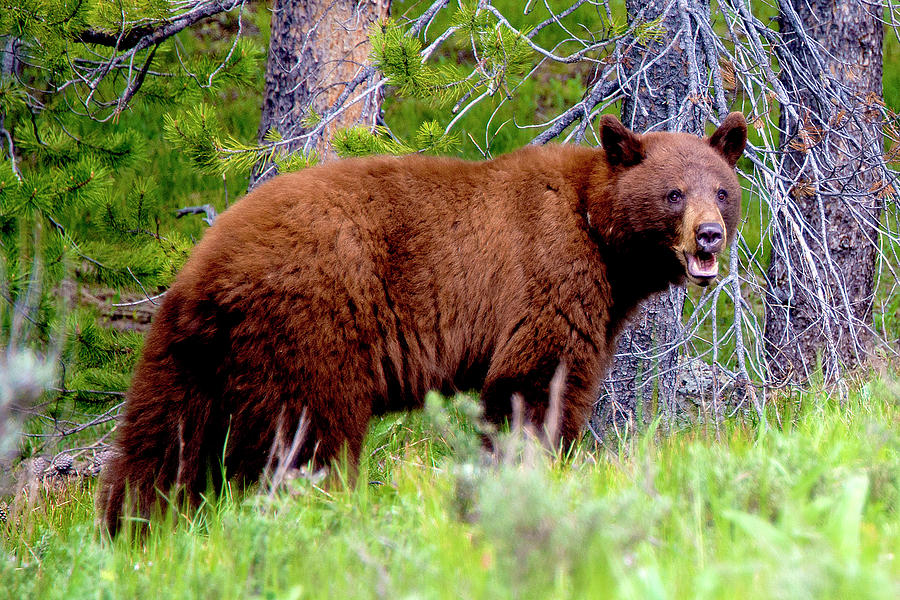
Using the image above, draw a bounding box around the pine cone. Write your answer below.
[30,456,49,478]
[53,454,73,475]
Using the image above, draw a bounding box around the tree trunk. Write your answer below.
[250,0,390,187]
[593,0,712,435]
[764,0,884,383]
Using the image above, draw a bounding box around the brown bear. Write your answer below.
[98,113,747,533]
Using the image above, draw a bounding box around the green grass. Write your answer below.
[2,381,897,599]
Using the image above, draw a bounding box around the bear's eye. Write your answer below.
[717,189,728,202]
[667,189,683,204]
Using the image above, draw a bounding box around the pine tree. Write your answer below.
[0,0,259,454]
[166,3,535,172]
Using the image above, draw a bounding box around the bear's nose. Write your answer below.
[696,223,724,254]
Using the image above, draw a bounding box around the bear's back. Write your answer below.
[156,146,606,411]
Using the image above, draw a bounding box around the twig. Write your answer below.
[176,204,218,226]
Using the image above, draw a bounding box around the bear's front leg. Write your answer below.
[480,330,603,446]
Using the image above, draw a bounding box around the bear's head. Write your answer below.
[596,112,747,287]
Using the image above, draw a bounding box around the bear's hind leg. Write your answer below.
[97,357,217,536]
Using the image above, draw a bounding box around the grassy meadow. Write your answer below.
[2,1,900,598]
[2,384,898,599]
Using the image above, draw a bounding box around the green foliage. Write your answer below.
[64,309,143,396]
[15,124,144,171]
[165,3,547,173]
[626,14,667,45]
[380,1,597,159]
[452,4,534,88]
[165,103,322,176]
[415,120,462,154]
[0,78,26,116]
[332,125,414,157]
[369,20,471,104]
[370,7,533,107]
[0,156,110,218]
[163,103,249,175]
[80,233,194,289]
[331,122,460,158]
[0,1,262,423]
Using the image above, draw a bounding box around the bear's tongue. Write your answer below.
[687,253,718,278]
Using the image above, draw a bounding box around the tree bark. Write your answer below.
[250,0,390,188]
[764,0,884,383]
[594,0,712,434]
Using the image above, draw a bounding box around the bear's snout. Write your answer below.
[675,199,728,286]
[696,222,724,254]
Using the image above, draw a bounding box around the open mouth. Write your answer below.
[685,251,719,284]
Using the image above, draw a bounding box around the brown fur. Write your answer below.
[97,113,747,533]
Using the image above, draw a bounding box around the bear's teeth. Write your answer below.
[688,253,718,278]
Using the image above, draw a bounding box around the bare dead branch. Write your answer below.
[75,1,244,52]
[176,203,219,225]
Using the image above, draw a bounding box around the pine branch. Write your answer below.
[115,43,160,115]
[75,1,243,52]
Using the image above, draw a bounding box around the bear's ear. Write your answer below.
[708,112,747,167]
[600,115,644,168]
